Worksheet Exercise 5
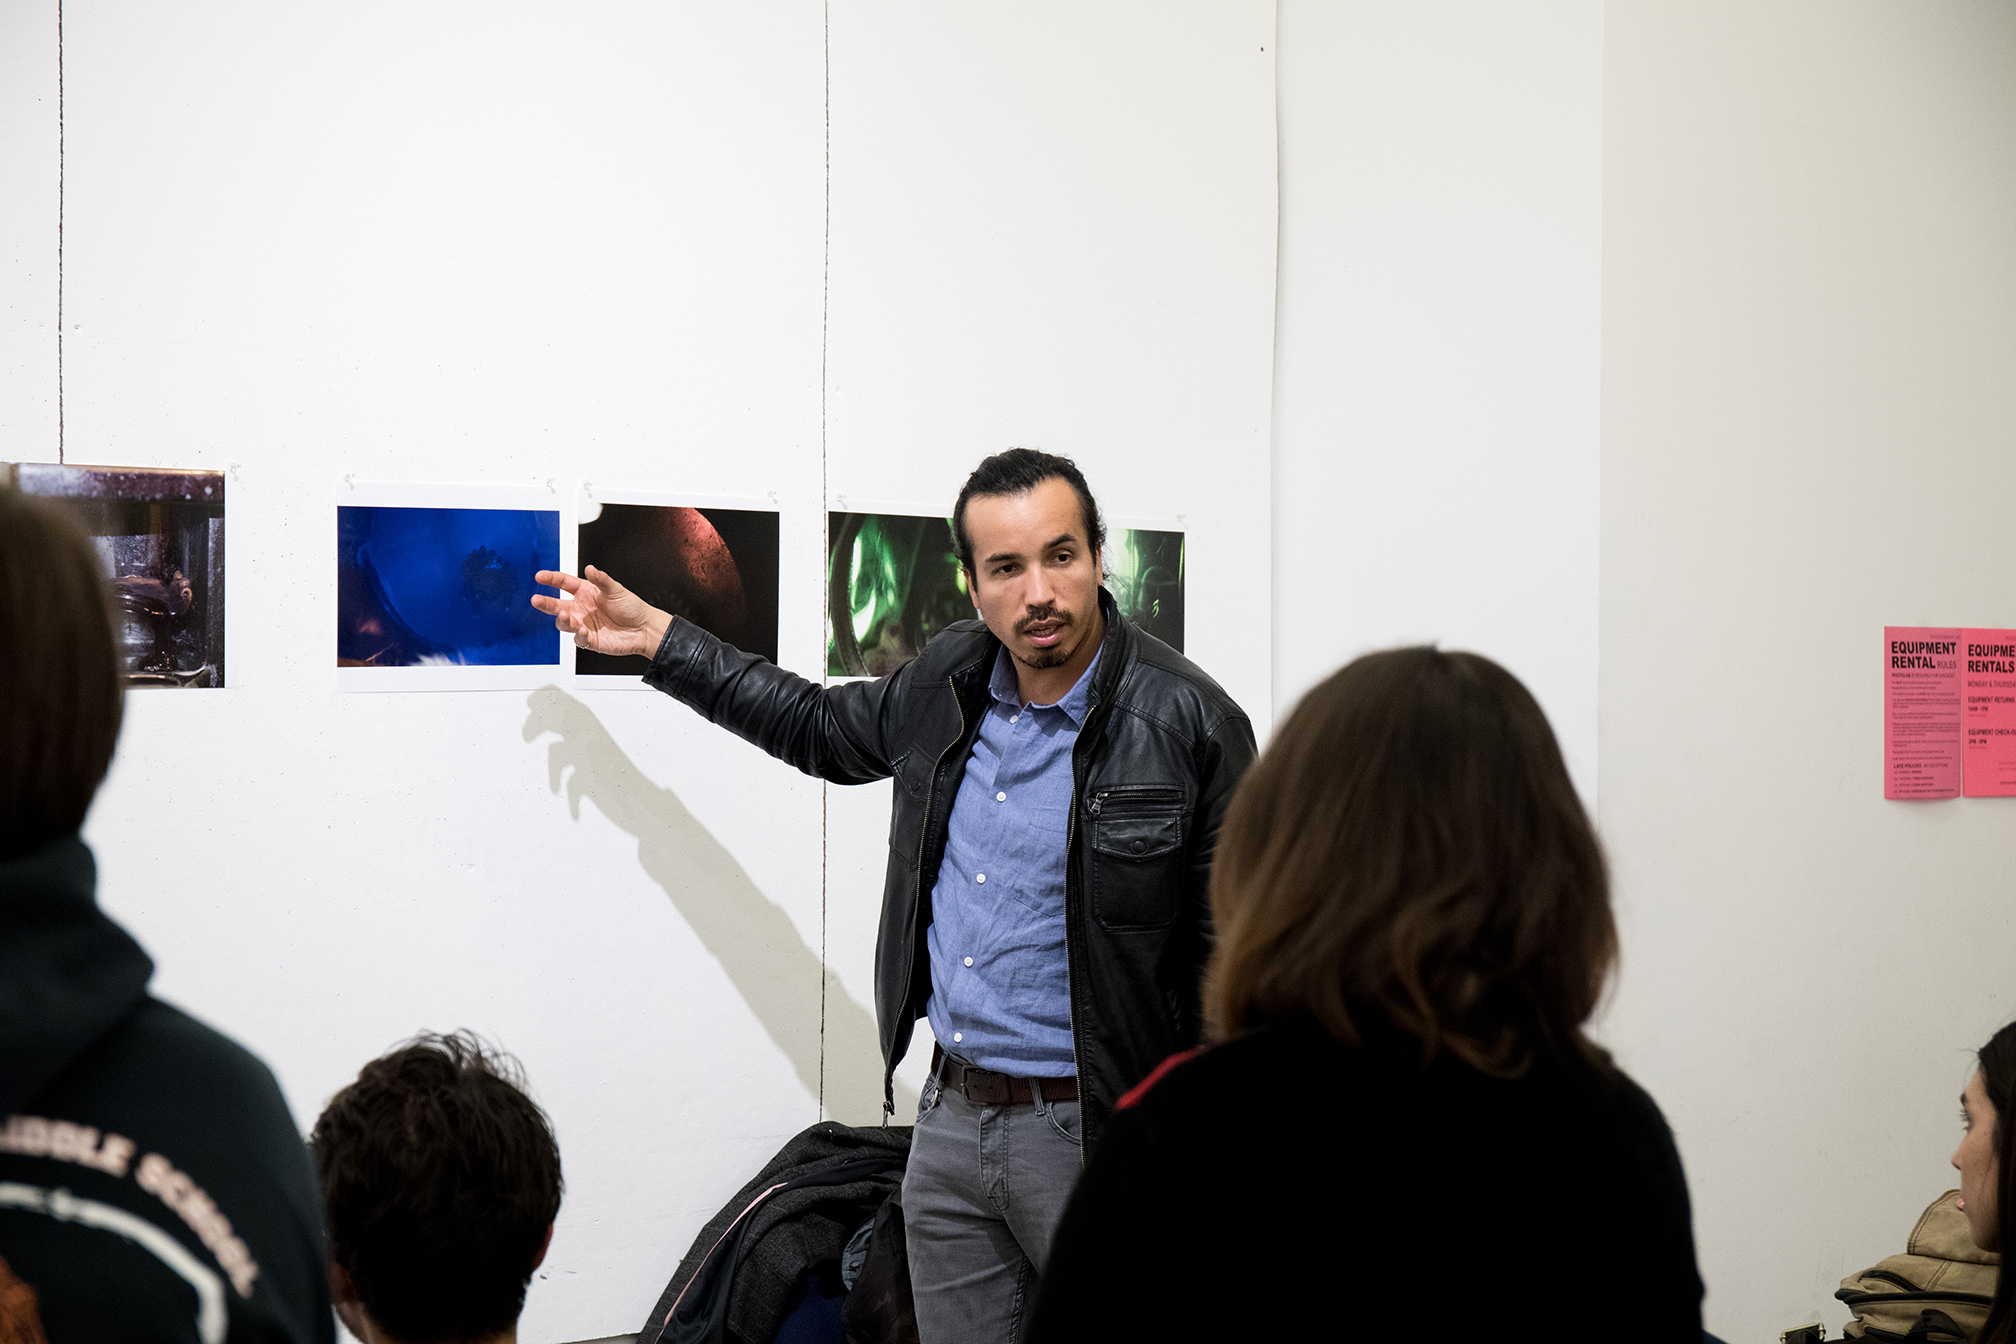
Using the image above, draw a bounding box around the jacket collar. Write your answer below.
[1088,587,1132,713]
[0,836,154,1115]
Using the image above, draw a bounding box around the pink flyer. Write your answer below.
[1962,628,2016,798]
[1884,626,1962,800]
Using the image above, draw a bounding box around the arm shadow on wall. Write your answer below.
[521,686,914,1127]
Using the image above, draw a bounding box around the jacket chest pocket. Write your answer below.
[1087,787,1185,929]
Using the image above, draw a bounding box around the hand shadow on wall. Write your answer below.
[522,687,915,1126]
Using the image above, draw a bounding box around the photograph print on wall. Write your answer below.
[826,509,1184,678]
[336,481,566,691]
[575,493,779,679]
[1106,526,1184,653]
[9,462,227,688]
[827,511,970,678]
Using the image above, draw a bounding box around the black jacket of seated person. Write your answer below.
[1026,1019,1704,1342]
[0,836,334,1344]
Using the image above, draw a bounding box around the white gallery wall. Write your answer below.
[1599,4,2016,1340]
[1271,0,1603,801]
[8,3,2016,1341]
[0,3,1275,1340]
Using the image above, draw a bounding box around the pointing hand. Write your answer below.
[531,566,672,659]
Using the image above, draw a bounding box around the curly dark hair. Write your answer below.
[312,1032,563,1344]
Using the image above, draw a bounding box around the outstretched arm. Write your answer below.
[535,565,903,786]
[531,566,672,659]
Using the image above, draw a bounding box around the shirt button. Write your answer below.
[953,1032,963,1043]
[964,956,974,967]
[976,873,986,884]
[996,791,1006,802]
[1010,714,1019,723]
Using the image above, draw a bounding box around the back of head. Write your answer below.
[313,1033,563,1344]
[1203,646,1615,1074]
[0,487,124,862]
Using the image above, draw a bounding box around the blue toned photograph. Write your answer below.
[337,506,560,667]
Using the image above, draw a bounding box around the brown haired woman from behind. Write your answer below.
[1025,647,1707,1342]
[1956,1023,2016,1344]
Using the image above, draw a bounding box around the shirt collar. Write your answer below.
[989,641,1102,727]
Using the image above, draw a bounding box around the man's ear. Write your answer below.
[530,1223,554,1272]
[965,569,981,612]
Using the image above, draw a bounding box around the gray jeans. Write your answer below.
[901,1070,1083,1344]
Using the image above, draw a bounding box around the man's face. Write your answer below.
[963,477,1103,672]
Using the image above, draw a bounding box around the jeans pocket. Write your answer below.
[1041,1096,1081,1147]
[915,1073,942,1123]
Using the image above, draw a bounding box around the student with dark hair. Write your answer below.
[1954,1022,2016,1343]
[0,487,334,1343]
[533,448,1254,1343]
[312,1032,561,1344]
[1027,647,1705,1341]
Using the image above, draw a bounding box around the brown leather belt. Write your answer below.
[930,1044,1079,1107]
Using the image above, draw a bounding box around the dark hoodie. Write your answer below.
[0,836,333,1344]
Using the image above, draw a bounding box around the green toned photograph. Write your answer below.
[826,511,1183,677]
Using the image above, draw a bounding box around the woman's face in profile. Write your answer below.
[1953,1067,2000,1250]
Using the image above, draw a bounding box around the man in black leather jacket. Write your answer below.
[535,451,1253,1341]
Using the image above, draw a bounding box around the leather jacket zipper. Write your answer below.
[1064,727,1112,1166]
[894,684,970,1120]
[1065,776,1087,1164]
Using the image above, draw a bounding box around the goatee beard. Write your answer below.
[1013,604,1074,669]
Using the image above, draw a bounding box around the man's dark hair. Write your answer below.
[951,449,1106,575]
[313,1032,563,1344]
[0,487,124,861]
[1204,647,1616,1078]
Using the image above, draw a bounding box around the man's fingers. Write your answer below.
[536,569,586,595]
[584,565,626,597]
[530,592,587,617]
[530,593,588,634]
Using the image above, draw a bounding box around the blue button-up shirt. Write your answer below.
[923,644,1100,1077]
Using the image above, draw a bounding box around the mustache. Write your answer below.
[1015,605,1073,636]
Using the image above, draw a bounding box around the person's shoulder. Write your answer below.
[1580,1056,1683,1151]
[110,997,288,1096]
[1538,1049,1673,1125]
[42,995,301,1147]
[12,997,333,1344]
[1118,1024,1337,1120]
[1111,623,1250,740]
